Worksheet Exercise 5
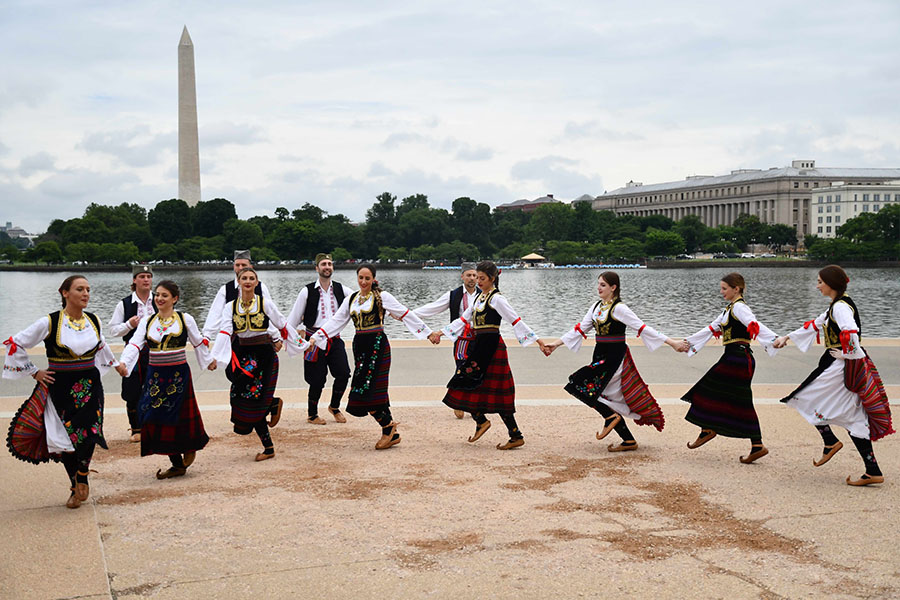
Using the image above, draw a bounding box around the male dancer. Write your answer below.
[203,250,280,425]
[287,252,353,424]
[414,262,480,418]
[108,264,157,442]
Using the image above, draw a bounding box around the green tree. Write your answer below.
[732,213,766,245]
[874,204,899,241]
[378,246,408,262]
[496,242,533,260]
[31,241,64,264]
[177,237,219,262]
[396,194,430,219]
[331,247,352,263]
[398,207,450,249]
[291,203,325,222]
[67,242,102,262]
[644,228,685,256]
[223,219,265,254]
[410,244,436,261]
[153,243,178,262]
[192,198,237,237]
[148,199,192,243]
[274,207,290,222]
[674,214,707,253]
[605,238,645,262]
[526,203,575,243]
[450,197,493,252]
[836,212,880,243]
[765,223,797,250]
[1,244,20,261]
[638,214,675,232]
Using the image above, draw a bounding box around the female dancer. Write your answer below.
[773,265,893,486]
[429,260,545,450]
[115,280,215,479]
[212,267,300,461]
[681,272,778,464]
[3,275,117,508]
[543,271,682,451]
[306,264,431,449]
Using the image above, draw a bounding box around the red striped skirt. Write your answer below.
[444,336,516,414]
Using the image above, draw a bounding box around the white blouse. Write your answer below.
[211,296,303,367]
[441,290,538,347]
[786,301,865,359]
[119,312,213,375]
[3,313,118,379]
[685,300,778,357]
[559,301,668,353]
[308,290,432,351]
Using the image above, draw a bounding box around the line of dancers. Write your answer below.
[3,254,893,509]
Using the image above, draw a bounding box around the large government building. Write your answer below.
[590,160,900,239]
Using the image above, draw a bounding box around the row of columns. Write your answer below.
[621,201,762,227]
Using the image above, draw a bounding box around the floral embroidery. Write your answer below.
[145,369,184,409]
[70,378,92,409]
[4,363,35,374]
[250,312,266,328]
[351,333,383,396]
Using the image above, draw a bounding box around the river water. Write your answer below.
[0,266,897,339]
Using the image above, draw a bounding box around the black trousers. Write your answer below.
[303,338,351,416]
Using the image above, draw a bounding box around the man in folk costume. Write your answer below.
[414,262,480,419]
[107,264,157,442]
[287,253,354,424]
[202,250,280,425]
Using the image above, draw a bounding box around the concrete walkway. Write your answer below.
[2,340,898,599]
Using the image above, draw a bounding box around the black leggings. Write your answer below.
[583,399,635,442]
[818,425,881,476]
[60,440,96,485]
[472,411,522,440]
[255,421,272,449]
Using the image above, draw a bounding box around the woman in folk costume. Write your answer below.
[212,267,301,461]
[115,280,215,479]
[429,260,547,450]
[681,272,779,464]
[542,271,683,452]
[305,264,432,449]
[773,265,893,486]
[3,275,117,509]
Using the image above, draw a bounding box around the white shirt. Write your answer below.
[119,312,213,374]
[442,290,538,347]
[202,278,272,339]
[287,279,355,332]
[211,296,303,367]
[786,300,865,359]
[308,290,432,350]
[559,301,668,353]
[414,287,480,322]
[107,291,156,338]
[685,299,779,357]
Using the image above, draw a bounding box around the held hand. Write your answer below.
[128,315,140,329]
[389,312,403,322]
[773,336,789,349]
[828,348,845,361]
[428,332,442,345]
[207,362,217,371]
[115,363,129,377]
[677,339,690,353]
[273,340,284,352]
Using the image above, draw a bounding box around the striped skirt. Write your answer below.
[139,359,209,456]
[228,337,279,434]
[682,343,760,439]
[347,331,392,417]
[444,333,516,414]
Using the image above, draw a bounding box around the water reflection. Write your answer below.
[0,267,897,338]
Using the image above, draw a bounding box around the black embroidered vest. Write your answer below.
[232,295,270,334]
[593,298,627,337]
[721,298,751,345]
[121,294,157,343]
[44,311,102,361]
[303,282,346,329]
[825,295,861,349]
[146,312,189,351]
[348,291,384,331]
[449,286,465,322]
[473,289,503,329]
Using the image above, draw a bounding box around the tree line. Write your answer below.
[4,194,897,266]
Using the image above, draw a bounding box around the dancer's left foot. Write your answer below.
[255,447,276,462]
[607,440,638,452]
[496,437,524,450]
[740,445,769,464]
[846,474,884,486]
[813,442,842,467]
[268,397,284,427]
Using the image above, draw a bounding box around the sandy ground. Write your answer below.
[1,340,898,600]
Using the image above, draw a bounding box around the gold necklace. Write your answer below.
[240,297,254,311]
[158,314,177,332]
[65,312,87,331]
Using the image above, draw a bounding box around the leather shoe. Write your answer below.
[156,466,187,479]
[183,451,196,468]
[268,397,284,427]
[846,474,884,486]
[813,441,843,467]
[453,409,465,419]
[468,420,491,443]
[687,429,717,449]
[255,449,276,462]
[607,441,638,452]
[307,416,326,425]
[496,438,524,450]
[328,407,347,423]
[66,488,81,509]
[596,413,622,440]
[739,445,769,464]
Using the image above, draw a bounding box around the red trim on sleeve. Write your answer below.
[400,309,409,320]
[574,323,587,339]
[128,342,142,350]
[511,317,521,326]
[747,322,760,340]
[3,337,18,355]
[219,330,231,337]
[280,327,290,340]
[708,325,722,339]
[839,330,858,354]
[637,324,646,337]
[803,320,820,344]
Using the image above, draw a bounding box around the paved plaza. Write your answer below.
[2,340,898,599]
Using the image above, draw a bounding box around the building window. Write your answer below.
[817,206,822,213]
[835,194,841,201]
[826,195,832,202]
[826,216,832,223]
[793,182,799,188]
[835,205,841,212]
[863,194,869,201]
[826,206,832,213]
[874,194,880,201]
[826,226,832,233]
[804,182,809,188]
[818,196,823,203]
[835,216,841,223]
[818,226,823,233]
[874,204,880,211]
[854,194,858,201]
[813,182,819,187]
[863,204,869,211]
[818,217,823,223]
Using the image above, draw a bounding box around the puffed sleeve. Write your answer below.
[211,302,235,368]
[2,316,50,379]
[107,299,131,339]
[560,305,596,352]
[263,298,306,356]
[730,302,779,356]
[614,303,668,352]
[309,295,353,350]
[184,313,213,369]
[118,315,149,375]
[685,310,727,357]
[413,290,451,319]
[442,303,476,340]
[489,293,538,347]
[831,302,865,359]
[93,321,119,375]
[286,286,309,333]
[785,310,828,353]
[381,291,431,339]
[202,285,228,339]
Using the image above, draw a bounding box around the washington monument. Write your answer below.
[178,26,201,206]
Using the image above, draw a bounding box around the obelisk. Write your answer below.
[178,26,201,206]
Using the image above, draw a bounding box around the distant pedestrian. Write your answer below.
[413,262,480,419]
[542,271,682,451]
[680,272,779,464]
[774,265,893,486]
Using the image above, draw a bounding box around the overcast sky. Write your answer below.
[2,1,899,233]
